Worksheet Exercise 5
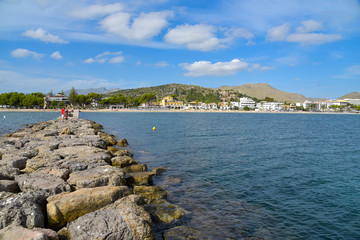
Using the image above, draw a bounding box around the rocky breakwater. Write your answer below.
[0,118,193,240]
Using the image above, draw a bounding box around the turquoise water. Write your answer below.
[1,112,360,239]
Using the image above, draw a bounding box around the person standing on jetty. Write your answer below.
[61,107,65,120]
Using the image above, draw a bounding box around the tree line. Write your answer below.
[0,92,45,108]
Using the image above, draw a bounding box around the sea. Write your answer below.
[1,111,360,240]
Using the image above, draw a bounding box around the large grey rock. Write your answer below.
[26,146,111,173]
[25,151,62,173]
[67,165,126,189]
[0,225,58,240]
[57,135,107,149]
[126,172,154,186]
[0,166,20,180]
[47,186,130,229]
[111,155,138,168]
[133,186,168,204]
[145,199,189,224]
[0,180,19,193]
[0,190,49,229]
[15,172,71,195]
[0,154,28,170]
[68,195,155,240]
[35,167,71,180]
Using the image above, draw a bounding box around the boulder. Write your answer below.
[0,155,28,170]
[98,131,117,146]
[151,167,167,176]
[0,166,20,180]
[15,172,71,195]
[0,190,49,229]
[47,186,130,229]
[113,149,134,158]
[67,165,126,189]
[0,225,58,240]
[111,155,138,168]
[117,138,129,147]
[27,146,111,173]
[133,186,168,204]
[68,195,155,240]
[24,151,62,173]
[0,180,19,193]
[58,135,107,149]
[35,167,70,180]
[126,172,154,186]
[145,199,189,224]
[162,226,206,240]
[123,163,148,173]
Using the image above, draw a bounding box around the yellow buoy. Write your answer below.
[153,126,156,131]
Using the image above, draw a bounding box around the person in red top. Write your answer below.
[61,108,65,120]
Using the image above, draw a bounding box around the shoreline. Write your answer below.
[0,108,358,115]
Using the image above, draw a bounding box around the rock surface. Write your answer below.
[47,186,130,229]
[0,118,192,239]
[68,195,155,240]
[146,199,189,224]
[0,180,19,193]
[67,165,126,189]
[0,190,49,229]
[15,172,71,195]
[0,225,59,240]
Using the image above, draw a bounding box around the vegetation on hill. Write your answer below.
[110,83,216,101]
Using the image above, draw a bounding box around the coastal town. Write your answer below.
[1,87,360,113]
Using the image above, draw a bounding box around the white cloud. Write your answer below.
[224,28,255,45]
[109,56,124,64]
[70,3,124,19]
[296,20,323,33]
[23,28,68,44]
[165,24,255,51]
[11,48,44,59]
[250,63,274,71]
[180,59,248,77]
[267,21,342,45]
[286,33,342,45]
[50,51,63,60]
[101,11,173,40]
[84,58,96,64]
[84,51,124,64]
[266,23,291,41]
[165,24,222,51]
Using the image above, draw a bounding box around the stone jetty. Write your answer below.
[0,118,194,240]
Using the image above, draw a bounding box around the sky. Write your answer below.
[0,0,359,99]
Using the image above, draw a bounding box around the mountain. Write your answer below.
[338,92,360,99]
[218,83,322,103]
[111,83,214,99]
[64,87,120,96]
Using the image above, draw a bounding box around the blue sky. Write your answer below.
[0,0,359,99]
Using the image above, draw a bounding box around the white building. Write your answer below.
[303,100,312,109]
[343,99,360,105]
[239,97,255,109]
[256,102,283,111]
